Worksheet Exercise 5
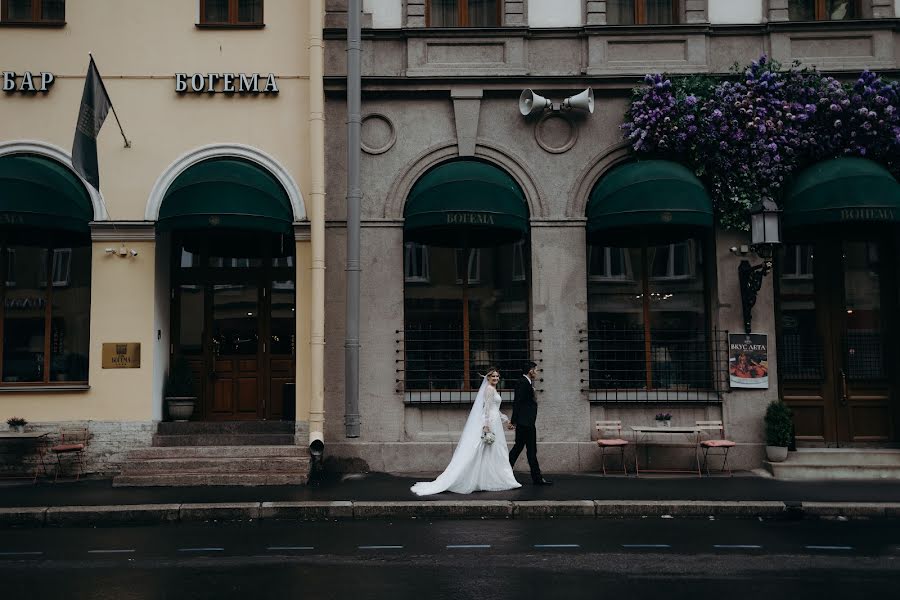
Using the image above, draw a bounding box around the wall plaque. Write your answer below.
[102,343,141,369]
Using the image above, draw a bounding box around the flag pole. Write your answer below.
[88,53,131,148]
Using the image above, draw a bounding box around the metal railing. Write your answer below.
[397,328,542,404]
[580,326,728,403]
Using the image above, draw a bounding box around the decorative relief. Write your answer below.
[360,113,396,155]
[534,113,577,154]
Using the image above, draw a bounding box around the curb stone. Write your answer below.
[352,501,513,519]
[260,501,353,520]
[513,500,595,518]
[179,502,261,522]
[45,504,180,526]
[0,506,47,527]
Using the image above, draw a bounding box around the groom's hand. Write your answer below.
[506,424,515,430]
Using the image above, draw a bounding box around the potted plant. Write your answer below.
[764,400,793,462]
[165,355,196,422]
[655,412,672,428]
[6,417,27,433]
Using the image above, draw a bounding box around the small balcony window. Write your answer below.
[788,0,859,20]
[428,0,500,27]
[607,0,679,25]
[1,0,65,24]
[199,0,263,27]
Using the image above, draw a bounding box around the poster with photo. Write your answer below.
[729,333,769,389]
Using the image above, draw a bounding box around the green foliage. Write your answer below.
[764,400,794,447]
[6,416,27,427]
[164,355,195,398]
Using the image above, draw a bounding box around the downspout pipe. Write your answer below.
[345,0,362,438]
[309,0,327,458]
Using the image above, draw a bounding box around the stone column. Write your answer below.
[586,1,607,25]
[768,0,790,21]
[871,0,894,18]
[685,0,707,23]
[405,0,426,27]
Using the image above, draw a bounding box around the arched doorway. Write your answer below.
[401,159,532,399]
[0,153,93,386]
[777,158,900,445]
[159,157,296,421]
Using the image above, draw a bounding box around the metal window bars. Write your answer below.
[580,326,729,403]
[397,328,543,404]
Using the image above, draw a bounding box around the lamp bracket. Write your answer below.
[738,258,773,335]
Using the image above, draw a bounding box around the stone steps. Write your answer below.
[152,433,295,447]
[157,421,295,435]
[114,473,307,487]
[118,457,309,475]
[766,448,900,480]
[129,445,309,460]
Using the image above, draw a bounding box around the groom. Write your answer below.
[508,361,552,485]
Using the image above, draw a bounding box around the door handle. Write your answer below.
[839,369,849,406]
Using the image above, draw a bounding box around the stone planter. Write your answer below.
[166,397,196,422]
[8,424,25,433]
[766,445,788,462]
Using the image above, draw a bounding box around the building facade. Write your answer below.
[322,0,900,473]
[0,0,326,475]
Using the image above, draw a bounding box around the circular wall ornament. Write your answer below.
[534,113,577,154]
[360,113,396,155]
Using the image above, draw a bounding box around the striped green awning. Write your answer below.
[158,158,293,234]
[587,160,713,242]
[0,154,93,233]
[404,160,528,247]
[784,158,900,228]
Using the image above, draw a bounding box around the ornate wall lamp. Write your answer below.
[738,199,782,334]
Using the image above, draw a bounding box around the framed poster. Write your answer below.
[729,333,768,389]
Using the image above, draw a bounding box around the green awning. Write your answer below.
[0,154,93,233]
[587,160,713,242]
[158,158,293,234]
[784,158,900,228]
[404,160,528,247]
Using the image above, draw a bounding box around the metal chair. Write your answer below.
[595,420,629,476]
[696,420,736,476]
[50,427,89,482]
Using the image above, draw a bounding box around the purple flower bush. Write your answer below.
[623,57,900,229]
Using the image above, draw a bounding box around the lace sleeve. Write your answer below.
[482,386,493,429]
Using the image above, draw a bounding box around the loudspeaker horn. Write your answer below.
[563,88,594,113]
[519,89,551,116]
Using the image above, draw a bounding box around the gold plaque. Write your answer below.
[101,343,141,369]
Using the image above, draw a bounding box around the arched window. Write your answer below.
[585,161,723,400]
[402,159,532,401]
[0,154,93,385]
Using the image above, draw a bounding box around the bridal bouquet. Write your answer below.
[481,431,496,445]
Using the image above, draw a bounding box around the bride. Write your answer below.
[411,367,522,495]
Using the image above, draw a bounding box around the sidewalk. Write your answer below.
[2,471,900,526]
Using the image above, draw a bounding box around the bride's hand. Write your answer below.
[482,426,490,433]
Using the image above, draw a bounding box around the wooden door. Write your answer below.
[778,235,897,445]
[208,281,262,419]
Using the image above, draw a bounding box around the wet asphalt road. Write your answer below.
[2,517,899,599]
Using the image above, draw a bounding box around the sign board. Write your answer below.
[175,72,278,94]
[2,71,55,94]
[101,343,141,369]
[728,333,768,389]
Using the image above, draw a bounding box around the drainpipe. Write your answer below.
[308,0,327,459]
[345,0,362,438]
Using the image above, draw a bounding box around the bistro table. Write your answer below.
[629,425,703,477]
[0,431,51,483]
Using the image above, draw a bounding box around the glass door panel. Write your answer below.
[210,283,260,418]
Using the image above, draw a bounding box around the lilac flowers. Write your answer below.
[622,57,900,229]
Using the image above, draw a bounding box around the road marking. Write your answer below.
[805,545,853,551]
[713,545,762,550]
[178,547,225,553]
[267,546,315,551]
[88,549,136,554]
[358,545,403,550]
[446,544,491,549]
[533,544,580,549]
[0,551,43,556]
[622,544,671,549]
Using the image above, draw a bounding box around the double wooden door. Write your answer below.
[777,234,898,445]
[172,233,295,421]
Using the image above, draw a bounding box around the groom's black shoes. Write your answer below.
[533,478,553,486]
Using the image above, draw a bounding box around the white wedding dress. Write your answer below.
[411,376,522,496]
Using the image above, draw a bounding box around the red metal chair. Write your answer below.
[595,420,629,476]
[50,427,89,482]
[696,420,736,476]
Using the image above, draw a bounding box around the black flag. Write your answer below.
[72,57,111,190]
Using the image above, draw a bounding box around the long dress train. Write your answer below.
[410,377,522,496]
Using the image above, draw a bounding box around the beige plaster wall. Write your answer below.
[0,1,317,425]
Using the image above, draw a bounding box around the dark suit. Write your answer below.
[509,375,542,483]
